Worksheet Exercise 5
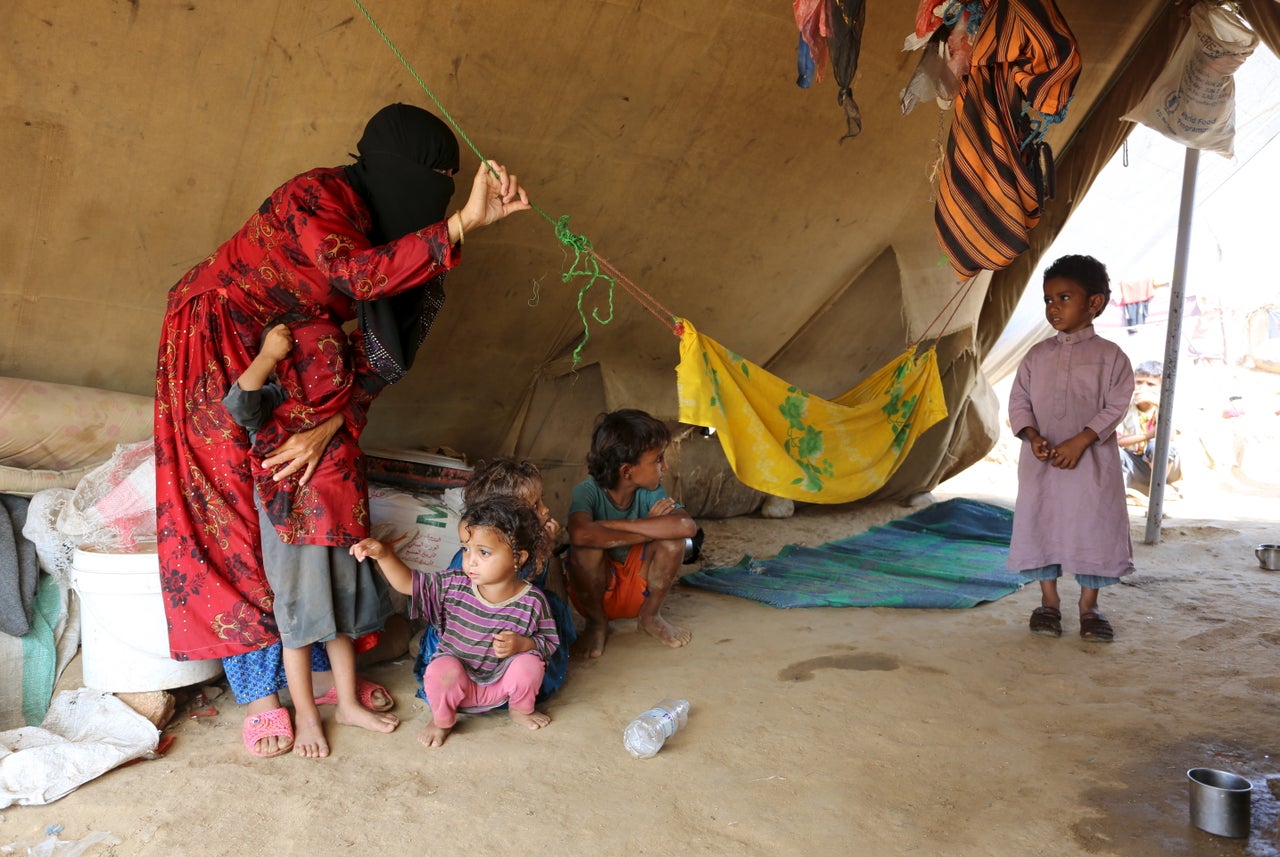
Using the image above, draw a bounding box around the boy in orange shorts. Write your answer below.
[567,409,698,659]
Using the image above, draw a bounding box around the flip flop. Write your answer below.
[313,677,395,712]
[1029,605,1063,637]
[243,707,293,758]
[1080,611,1115,642]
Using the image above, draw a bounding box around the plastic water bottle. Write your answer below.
[622,699,690,759]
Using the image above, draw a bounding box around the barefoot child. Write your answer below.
[352,496,560,747]
[224,316,399,758]
[412,458,577,702]
[1007,254,1135,642]
[566,409,698,658]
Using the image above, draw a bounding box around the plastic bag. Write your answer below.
[1121,2,1258,156]
[53,440,155,552]
[901,37,961,114]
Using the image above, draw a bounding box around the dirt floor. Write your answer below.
[4,365,1280,857]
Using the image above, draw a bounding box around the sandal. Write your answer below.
[1080,611,1114,642]
[243,707,293,758]
[1029,605,1063,637]
[313,677,395,712]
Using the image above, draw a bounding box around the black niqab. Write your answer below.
[344,103,460,384]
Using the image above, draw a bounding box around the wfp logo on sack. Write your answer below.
[416,507,449,529]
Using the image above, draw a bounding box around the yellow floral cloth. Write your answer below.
[676,319,947,503]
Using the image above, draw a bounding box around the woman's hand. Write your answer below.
[260,413,343,485]
[458,160,530,234]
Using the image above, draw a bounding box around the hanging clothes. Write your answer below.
[793,0,865,138]
[794,0,832,87]
[829,0,867,139]
[676,319,947,504]
[934,0,1081,281]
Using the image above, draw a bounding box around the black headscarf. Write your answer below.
[344,103,461,384]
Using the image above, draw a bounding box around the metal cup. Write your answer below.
[1255,544,1280,571]
[1187,768,1252,838]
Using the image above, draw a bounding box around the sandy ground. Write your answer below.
[4,369,1280,857]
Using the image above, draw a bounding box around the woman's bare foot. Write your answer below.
[418,722,452,748]
[509,708,551,730]
[571,621,609,659]
[292,711,330,758]
[638,613,692,648]
[334,704,399,733]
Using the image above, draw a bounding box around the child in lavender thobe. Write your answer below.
[1008,254,1135,643]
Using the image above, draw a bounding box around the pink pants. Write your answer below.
[422,652,545,728]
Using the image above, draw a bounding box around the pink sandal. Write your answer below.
[313,677,395,712]
[243,707,294,758]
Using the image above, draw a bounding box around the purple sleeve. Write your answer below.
[529,593,560,662]
[410,570,441,626]
[1085,349,1135,442]
[1008,352,1037,440]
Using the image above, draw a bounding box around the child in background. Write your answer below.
[352,496,560,748]
[1117,359,1182,497]
[412,458,577,702]
[567,409,698,658]
[1007,255,1135,643]
[224,316,398,758]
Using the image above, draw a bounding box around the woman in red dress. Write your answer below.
[154,103,529,756]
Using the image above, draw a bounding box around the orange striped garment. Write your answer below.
[934,0,1081,281]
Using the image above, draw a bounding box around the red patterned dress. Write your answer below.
[154,167,457,660]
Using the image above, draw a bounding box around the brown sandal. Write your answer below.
[1079,611,1114,642]
[1029,605,1062,637]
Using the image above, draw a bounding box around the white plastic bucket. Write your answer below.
[71,543,223,692]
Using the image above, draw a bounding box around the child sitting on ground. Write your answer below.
[566,408,698,658]
[1007,254,1135,643]
[412,458,577,703]
[224,316,398,758]
[352,495,560,748]
[1116,359,1182,498]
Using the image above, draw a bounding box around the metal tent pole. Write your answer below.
[1144,146,1199,545]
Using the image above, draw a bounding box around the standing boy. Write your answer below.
[567,409,698,658]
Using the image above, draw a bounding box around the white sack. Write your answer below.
[0,688,159,809]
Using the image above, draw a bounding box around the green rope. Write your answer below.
[350,0,616,365]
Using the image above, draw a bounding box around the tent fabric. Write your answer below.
[675,318,947,504]
[682,497,1021,608]
[2,1,1199,507]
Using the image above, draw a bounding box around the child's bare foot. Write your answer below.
[639,613,692,648]
[334,704,399,734]
[292,712,330,758]
[418,722,452,748]
[509,708,551,730]
[572,621,609,659]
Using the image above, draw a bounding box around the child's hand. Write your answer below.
[1049,433,1093,470]
[492,630,533,658]
[260,324,294,362]
[349,538,386,562]
[1022,430,1051,461]
[646,497,679,518]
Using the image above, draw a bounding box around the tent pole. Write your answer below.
[1144,146,1199,545]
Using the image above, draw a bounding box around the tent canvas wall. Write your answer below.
[4,0,1278,504]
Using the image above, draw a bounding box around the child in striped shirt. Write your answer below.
[351,495,559,747]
